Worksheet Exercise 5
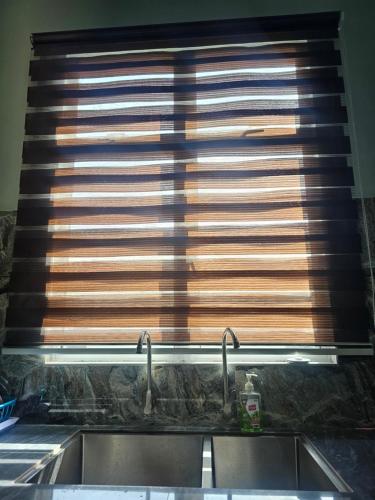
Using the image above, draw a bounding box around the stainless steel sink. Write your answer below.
[21,431,350,493]
[26,433,204,487]
[212,435,350,492]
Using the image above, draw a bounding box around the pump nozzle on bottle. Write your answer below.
[245,373,258,392]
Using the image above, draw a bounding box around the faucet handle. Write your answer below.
[223,402,232,418]
[144,389,152,416]
[223,394,237,419]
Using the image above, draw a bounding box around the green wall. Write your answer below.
[1,0,374,210]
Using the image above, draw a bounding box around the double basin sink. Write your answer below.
[20,432,351,493]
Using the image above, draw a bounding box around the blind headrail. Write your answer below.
[31,12,340,50]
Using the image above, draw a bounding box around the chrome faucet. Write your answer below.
[222,327,240,416]
[136,330,153,415]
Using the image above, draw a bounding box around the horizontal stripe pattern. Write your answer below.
[6,13,369,346]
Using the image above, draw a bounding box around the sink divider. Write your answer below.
[201,436,213,488]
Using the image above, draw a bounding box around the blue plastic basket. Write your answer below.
[0,399,16,423]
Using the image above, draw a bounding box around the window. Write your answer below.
[5,12,370,349]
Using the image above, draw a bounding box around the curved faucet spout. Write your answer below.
[222,327,240,417]
[136,330,151,354]
[136,330,153,415]
[222,327,240,349]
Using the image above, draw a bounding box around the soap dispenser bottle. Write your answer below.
[239,373,262,432]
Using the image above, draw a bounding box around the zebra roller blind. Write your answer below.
[5,12,370,346]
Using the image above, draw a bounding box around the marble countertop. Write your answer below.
[308,428,375,500]
[0,424,79,486]
[0,484,356,500]
[0,424,374,499]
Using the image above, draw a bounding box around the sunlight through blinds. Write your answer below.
[5,12,370,345]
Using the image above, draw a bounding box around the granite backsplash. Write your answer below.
[0,355,375,430]
[0,202,375,430]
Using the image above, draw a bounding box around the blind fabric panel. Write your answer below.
[6,12,370,346]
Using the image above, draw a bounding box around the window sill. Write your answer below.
[2,344,373,365]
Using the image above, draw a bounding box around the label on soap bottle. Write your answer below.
[245,398,260,428]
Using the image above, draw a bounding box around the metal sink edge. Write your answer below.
[14,430,352,494]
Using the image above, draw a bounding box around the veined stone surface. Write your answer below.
[0,212,15,282]
[0,353,374,429]
[0,212,15,346]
